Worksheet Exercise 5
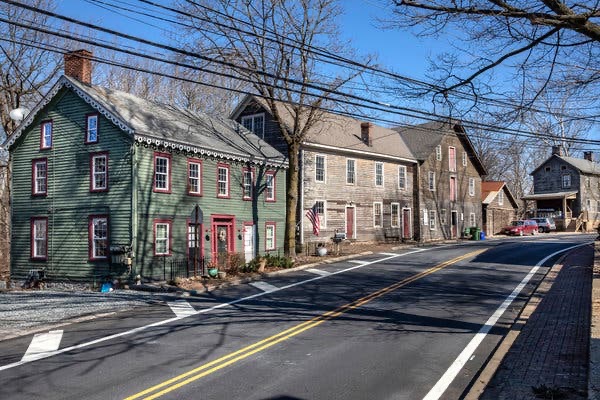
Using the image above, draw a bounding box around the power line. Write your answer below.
[1,2,600,147]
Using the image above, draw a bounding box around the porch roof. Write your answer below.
[521,191,577,200]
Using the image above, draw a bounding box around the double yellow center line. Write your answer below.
[125,249,485,400]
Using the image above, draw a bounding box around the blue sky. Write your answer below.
[56,0,445,81]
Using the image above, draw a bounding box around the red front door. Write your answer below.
[402,208,411,239]
[346,207,355,239]
[211,216,235,266]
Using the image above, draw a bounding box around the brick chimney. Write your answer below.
[551,145,563,157]
[64,50,92,84]
[584,151,594,162]
[360,122,372,146]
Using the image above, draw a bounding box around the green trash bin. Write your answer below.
[470,227,480,240]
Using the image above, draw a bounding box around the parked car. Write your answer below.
[502,220,538,236]
[531,217,556,233]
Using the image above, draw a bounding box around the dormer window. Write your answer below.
[241,113,265,138]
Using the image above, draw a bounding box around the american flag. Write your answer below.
[306,203,320,236]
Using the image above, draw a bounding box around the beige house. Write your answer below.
[232,96,418,244]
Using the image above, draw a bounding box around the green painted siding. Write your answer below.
[10,88,133,280]
[132,145,286,280]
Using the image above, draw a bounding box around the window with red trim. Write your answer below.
[31,217,48,260]
[40,121,52,149]
[154,220,171,255]
[153,152,171,193]
[187,159,202,196]
[90,152,108,192]
[265,171,276,202]
[89,215,108,260]
[265,222,276,251]
[242,167,254,200]
[86,114,99,143]
[32,158,47,196]
[217,163,230,198]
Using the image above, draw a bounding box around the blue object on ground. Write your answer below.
[101,282,112,293]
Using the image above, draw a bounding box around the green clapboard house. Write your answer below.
[5,51,287,282]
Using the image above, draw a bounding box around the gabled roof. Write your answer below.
[231,95,416,163]
[530,154,600,176]
[481,181,518,208]
[394,121,487,176]
[5,76,287,168]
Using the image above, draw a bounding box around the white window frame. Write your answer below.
[391,203,400,227]
[33,159,47,195]
[315,154,326,183]
[468,178,475,196]
[265,223,276,251]
[429,210,436,230]
[241,113,265,138]
[242,168,254,200]
[469,213,476,227]
[41,120,52,149]
[314,200,326,229]
[86,114,98,143]
[31,217,47,260]
[398,165,407,190]
[153,153,170,193]
[265,171,276,202]
[435,145,442,161]
[217,164,230,198]
[462,151,467,167]
[90,216,108,260]
[188,159,202,196]
[375,162,384,187]
[154,221,171,256]
[423,209,428,226]
[428,171,436,191]
[373,202,383,227]
[91,153,108,191]
[498,190,504,206]
[346,158,356,185]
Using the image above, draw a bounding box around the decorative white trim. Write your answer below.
[5,76,287,169]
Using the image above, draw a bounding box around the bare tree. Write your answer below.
[385,1,600,114]
[177,0,366,256]
[0,0,69,140]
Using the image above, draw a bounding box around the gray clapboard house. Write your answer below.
[4,51,287,282]
[523,146,600,231]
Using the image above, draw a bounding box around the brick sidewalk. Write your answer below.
[478,244,593,400]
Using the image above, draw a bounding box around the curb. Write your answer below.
[589,241,600,400]
[131,251,376,296]
[463,249,573,399]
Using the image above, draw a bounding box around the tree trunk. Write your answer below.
[284,142,300,257]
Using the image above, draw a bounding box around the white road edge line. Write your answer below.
[0,247,434,371]
[349,260,369,265]
[422,242,592,400]
[21,330,63,363]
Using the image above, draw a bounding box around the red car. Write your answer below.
[502,220,538,236]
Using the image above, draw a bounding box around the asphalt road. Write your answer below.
[0,235,592,400]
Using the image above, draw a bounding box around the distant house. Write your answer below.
[232,95,418,244]
[481,181,518,235]
[522,146,600,231]
[395,122,487,240]
[4,50,287,282]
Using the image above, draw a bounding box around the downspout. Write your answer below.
[130,142,137,274]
